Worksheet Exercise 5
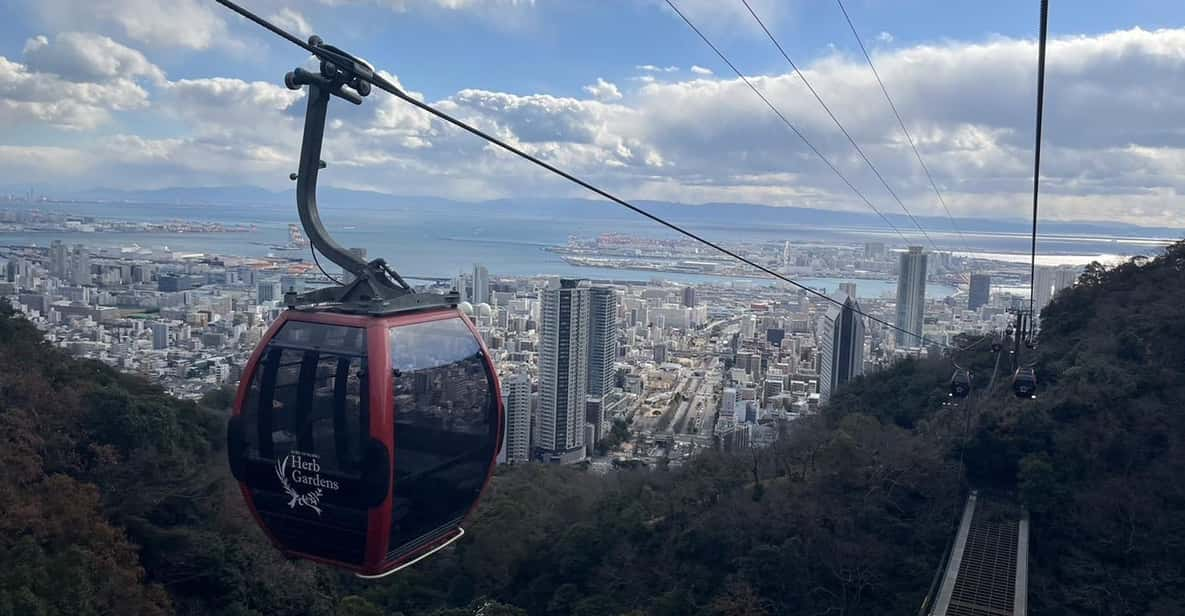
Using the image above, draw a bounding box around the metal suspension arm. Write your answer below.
[289,73,365,276]
[283,37,416,306]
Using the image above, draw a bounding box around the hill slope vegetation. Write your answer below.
[0,239,1182,615]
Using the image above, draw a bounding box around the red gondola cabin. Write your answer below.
[228,307,503,577]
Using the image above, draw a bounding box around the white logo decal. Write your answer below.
[275,451,340,515]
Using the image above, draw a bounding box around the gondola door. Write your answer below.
[384,312,502,567]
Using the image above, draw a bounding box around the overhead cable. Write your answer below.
[214,0,952,349]
[1028,0,1050,317]
[833,0,976,265]
[738,0,966,283]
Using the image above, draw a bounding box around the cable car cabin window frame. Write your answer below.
[387,315,498,561]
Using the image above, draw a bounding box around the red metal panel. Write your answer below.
[362,320,394,572]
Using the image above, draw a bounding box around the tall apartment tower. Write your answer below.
[501,372,532,464]
[895,246,927,347]
[586,286,618,443]
[537,278,590,464]
[70,244,90,286]
[473,264,490,305]
[49,240,69,278]
[819,294,865,403]
[968,274,991,311]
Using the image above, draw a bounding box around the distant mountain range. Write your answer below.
[7,184,1182,240]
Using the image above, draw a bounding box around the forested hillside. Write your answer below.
[2,239,1182,615]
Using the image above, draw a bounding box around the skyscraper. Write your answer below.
[257,281,282,303]
[838,282,857,299]
[1054,267,1078,293]
[819,294,865,403]
[70,244,90,286]
[681,286,696,308]
[537,278,589,464]
[49,240,68,278]
[968,274,991,311]
[895,246,927,347]
[722,387,738,420]
[473,264,489,304]
[1033,266,1056,312]
[502,372,532,464]
[453,272,471,303]
[587,286,617,398]
[586,286,618,443]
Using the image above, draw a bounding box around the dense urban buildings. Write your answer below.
[819,293,865,404]
[895,246,928,348]
[0,205,1088,470]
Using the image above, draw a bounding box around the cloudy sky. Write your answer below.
[0,0,1183,228]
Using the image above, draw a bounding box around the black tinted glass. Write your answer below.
[388,317,497,556]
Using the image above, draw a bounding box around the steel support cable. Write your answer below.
[214,0,952,350]
[659,0,912,248]
[833,0,976,263]
[1029,0,1050,318]
[738,0,967,284]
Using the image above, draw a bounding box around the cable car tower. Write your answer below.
[226,38,504,578]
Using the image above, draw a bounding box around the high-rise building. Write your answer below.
[473,264,489,305]
[537,278,589,464]
[1033,266,1056,312]
[838,282,857,299]
[721,387,738,419]
[587,286,617,398]
[49,240,68,278]
[819,294,865,403]
[453,272,471,303]
[895,246,927,347]
[257,281,282,303]
[70,244,90,286]
[864,242,886,259]
[1031,266,1079,316]
[502,372,532,464]
[968,274,991,311]
[586,286,618,442]
[681,286,696,308]
[1054,267,1078,293]
[150,321,171,350]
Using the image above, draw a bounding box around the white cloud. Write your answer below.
[877,31,894,44]
[662,0,787,38]
[22,33,165,85]
[636,65,679,73]
[31,0,228,50]
[5,24,1185,227]
[690,65,713,76]
[269,8,314,38]
[0,33,161,131]
[583,78,623,102]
